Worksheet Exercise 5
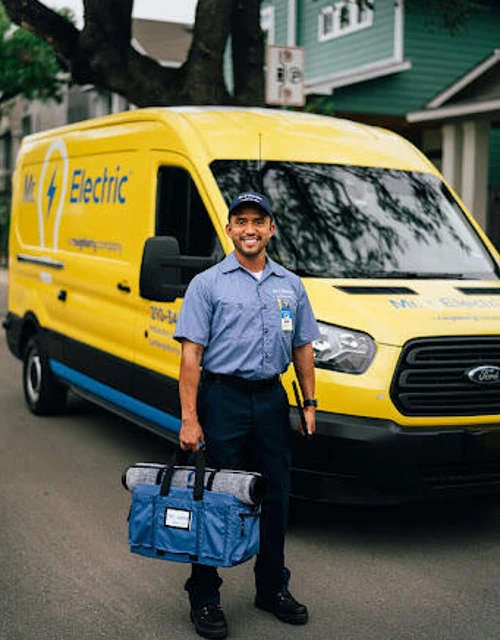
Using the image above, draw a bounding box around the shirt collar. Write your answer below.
[219,252,286,278]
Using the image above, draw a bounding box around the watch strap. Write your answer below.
[303,399,318,408]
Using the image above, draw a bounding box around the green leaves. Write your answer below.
[0,3,68,102]
[406,0,494,35]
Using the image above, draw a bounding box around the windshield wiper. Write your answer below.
[365,271,475,280]
[292,269,489,280]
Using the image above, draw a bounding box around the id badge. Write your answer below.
[280,306,293,332]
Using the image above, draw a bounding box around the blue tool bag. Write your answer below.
[127,450,261,567]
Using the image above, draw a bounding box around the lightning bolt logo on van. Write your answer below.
[47,168,57,218]
[38,138,69,250]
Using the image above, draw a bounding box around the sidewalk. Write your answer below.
[0,268,8,285]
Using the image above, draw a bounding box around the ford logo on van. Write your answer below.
[466,365,500,385]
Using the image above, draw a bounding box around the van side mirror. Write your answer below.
[139,236,216,302]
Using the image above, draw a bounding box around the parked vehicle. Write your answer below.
[5,107,500,503]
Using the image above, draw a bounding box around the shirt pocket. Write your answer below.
[215,299,247,337]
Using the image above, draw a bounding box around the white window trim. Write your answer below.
[318,6,334,42]
[261,5,275,45]
[308,1,407,93]
[318,1,374,43]
[394,0,404,62]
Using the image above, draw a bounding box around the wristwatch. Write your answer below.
[303,399,318,408]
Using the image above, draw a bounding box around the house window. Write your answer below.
[318,1,374,42]
[339,5,351,29]
[0,134,12,171]
[357,1,369,24]
[319,6,334,38]
[22,115,32,138]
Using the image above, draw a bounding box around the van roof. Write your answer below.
[25,107,433,172]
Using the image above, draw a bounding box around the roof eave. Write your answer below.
[407,98,500,124]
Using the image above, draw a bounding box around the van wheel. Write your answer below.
[23,336,67,415]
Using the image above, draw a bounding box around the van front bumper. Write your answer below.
[290,409,500,504]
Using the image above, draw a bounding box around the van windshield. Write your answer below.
[211,160,499,279]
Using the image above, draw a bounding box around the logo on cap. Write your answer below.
[228,191,273,218]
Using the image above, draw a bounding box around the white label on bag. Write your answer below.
[165,508,192,530]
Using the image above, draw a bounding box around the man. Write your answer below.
[174,191,320,640]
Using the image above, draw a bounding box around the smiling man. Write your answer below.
[174,191,320,639]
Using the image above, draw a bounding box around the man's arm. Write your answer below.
[178,339,205,451]
[292,342,316,437]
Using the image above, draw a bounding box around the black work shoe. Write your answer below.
[255,590,309,625]
[190,604,228,639]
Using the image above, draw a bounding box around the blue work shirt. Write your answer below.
[174,252,320,380]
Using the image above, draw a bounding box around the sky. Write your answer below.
[43,0,198,26]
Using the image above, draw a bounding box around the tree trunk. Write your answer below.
[2,0,266,108]
[179,0,233,104]
[231,0,265,106]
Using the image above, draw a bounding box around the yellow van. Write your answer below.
[5,107,500,503]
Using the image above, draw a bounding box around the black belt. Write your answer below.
[202,371,280,391]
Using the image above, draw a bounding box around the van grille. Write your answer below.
[391,337,500,416]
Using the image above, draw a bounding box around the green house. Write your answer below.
[261,0,500,247]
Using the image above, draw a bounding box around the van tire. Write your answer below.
[23,335,67,415]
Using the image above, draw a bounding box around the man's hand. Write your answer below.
[302,405,316,437]
[179,417,205,451]
[178,340,205,451]
[292,343,317,437]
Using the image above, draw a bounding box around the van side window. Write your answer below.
[156,166,221,258]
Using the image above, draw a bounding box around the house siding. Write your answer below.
[301,0,396,80]
[330,3,500,116]
[262,0,288,46]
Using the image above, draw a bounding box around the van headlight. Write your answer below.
[312,322,376,374]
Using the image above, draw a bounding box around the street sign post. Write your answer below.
[266,45,305,107]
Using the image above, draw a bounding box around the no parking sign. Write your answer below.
[266,45,305,107]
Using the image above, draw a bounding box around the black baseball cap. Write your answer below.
[228,191,273,219]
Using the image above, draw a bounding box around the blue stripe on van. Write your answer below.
[49,359,181,435]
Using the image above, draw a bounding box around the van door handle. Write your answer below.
[117,282,131,293]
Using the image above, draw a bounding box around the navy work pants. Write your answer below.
[185,376,292,607]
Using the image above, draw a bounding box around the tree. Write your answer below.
[406,0,496,35]
[0,3,67,102]
[1,0,265,107]
[1,0,497,109]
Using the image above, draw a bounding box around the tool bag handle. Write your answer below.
[160,448,206,501]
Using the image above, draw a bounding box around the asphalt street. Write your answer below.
[1,277,500,640]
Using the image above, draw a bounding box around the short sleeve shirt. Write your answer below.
[174,252,320,380]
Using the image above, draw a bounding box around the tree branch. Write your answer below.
[2,0,81,69]
[2,0,260,107]
[2,0,184,105]
[79,0,180,104]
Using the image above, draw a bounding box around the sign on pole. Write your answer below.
[266,45,306,107]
